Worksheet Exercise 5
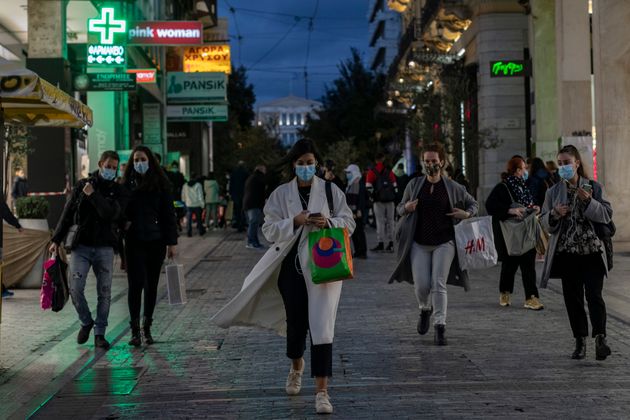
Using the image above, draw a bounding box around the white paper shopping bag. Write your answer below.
[165,260,187,305]
[454,216,498,270]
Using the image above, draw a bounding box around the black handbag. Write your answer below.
[49,255,69,312]
[588,180,615,270]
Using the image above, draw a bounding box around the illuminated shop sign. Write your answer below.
[183,45,231,74]
[167,104,228,122]
[167,72,227,102]
[128,21,203,45]
[74,73,136,91]
[87,7,127,67]
[127,68,157,84]
[490,60,530,77]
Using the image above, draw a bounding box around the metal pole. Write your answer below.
[208,121,214,172]
[0,106,4,201]
[524,48,532,158]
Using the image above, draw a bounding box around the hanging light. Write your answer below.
[408,60,416,68]
[386,99,394,107]
[398,78,404,84]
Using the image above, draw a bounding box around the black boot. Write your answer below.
[143,317,154,345]
[371,242,384,252]
[77,321,94,344]
[417,309,432,335]
[595,335,611,361]
[94,335,110,350]
[129,319,142,347]
[434,324,447,346]
[571,337,586,360]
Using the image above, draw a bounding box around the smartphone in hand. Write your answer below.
[581,183,592,192]
[308,212,322,219]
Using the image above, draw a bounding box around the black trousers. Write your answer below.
[557,253,607,338]
[499,248,538,298]
[352,218,367,257]
[277,243,333,378]
[126,239,166,321]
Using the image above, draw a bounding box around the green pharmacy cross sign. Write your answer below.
[87,7,127,67]
[88,7,126,45]
[490,60,530,78]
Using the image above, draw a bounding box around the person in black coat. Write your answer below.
[123,146,178,347]
[526,157,552,207]
[322,159,345,192]
[243,165,268,248]
[50,150,127,348]
[486,156,544,311]
[344,164,369,258]
[1,200,23,298]
[229,161,249,232]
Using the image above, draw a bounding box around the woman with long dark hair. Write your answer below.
[540,145,612,360]
[123,146,178,347]
[213,139,355,414]
[526,157,553,207]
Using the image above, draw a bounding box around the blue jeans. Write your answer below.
[246,208,263,246]
[69,245,115,335]
[186,207,205,236]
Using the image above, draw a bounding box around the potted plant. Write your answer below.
[14,196,51,288]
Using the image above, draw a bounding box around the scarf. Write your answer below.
[505,175,534,206]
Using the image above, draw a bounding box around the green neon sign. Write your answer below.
[87,7,127,67]
[88,7,126,45]
[490,60,529,77]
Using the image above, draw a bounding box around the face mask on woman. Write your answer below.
[295,164,316,182]
[558,164,575,180]
[100,167,117,181]
[134,161,149,175]
[423,162,441,177]
[522,169,529,181]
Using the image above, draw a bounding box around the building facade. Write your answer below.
[256,95,322,147]
[368,0,403,73]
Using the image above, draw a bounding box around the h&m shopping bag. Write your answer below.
[165,260,187,305]
[308,227,354,284]
[454,216,498,270]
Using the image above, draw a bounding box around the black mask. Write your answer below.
[423,162,441,176]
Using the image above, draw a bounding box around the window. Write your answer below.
[300,114,305,125]
[279,113,285,126]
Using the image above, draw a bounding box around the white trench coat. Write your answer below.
[212,176,356,345]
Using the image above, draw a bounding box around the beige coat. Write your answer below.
[212,176,355,345]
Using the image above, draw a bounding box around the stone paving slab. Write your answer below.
[12,229,630,419]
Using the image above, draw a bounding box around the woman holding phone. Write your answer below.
[212,139,355,414]
[540,145,613,360]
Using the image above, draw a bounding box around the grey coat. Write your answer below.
[539,177,612,288]
[388,176,479,290]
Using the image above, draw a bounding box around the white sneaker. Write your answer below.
[316,390,333,414]
[285,361,304,395]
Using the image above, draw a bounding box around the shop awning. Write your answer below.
[0,66,93,128]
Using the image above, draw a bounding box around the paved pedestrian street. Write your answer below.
[2,230,630,419]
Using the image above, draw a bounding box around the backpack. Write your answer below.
[372,168,396,203]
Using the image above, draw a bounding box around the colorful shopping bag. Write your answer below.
[308,227,354,284]
[41,256,56,310]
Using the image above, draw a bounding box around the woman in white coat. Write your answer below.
[212,139,355,414]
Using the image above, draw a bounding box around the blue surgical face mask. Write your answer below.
[558,164,575,180]
[295,164,316,182]
[134,161,149,175]
[522,169,529,181]
[100,167,117,181]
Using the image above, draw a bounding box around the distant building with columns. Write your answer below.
[255,95,323,147]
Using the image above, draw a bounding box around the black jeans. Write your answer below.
[499,248,538,298]
[557,253,607,338]
[352,218,367,257]
[126,239,166,321]
[232,198,245,231]
[186,207,205,236]
[277,243,333,378]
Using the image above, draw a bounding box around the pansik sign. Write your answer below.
[74,73,136,91]
[183,45,231,74]
[167,72,227,102]
[490,60,530,77]
[167,104,228,122]
[128,21,203,45]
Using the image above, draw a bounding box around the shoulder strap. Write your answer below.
[325,181,334,217]
[502,182,516,203]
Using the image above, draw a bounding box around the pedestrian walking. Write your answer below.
[526,157,553,207]
[166,161,186,231]
[49,151,126,349]
[1,200,23,298]
[229,161,249,232]
[242,164,267,249]
[388,144,478,345]
[540,145,612,361]
[393,163,410,204]
[212,139,355,414]
[486,156,544,311]
[366,153,397,252]
[322,159,345,191]
[203,172,220,229]
[546,160,562,185]
[11,168,28,203]
[123,146,178,347]
[344,164,368,259]
[181,173,206,237]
